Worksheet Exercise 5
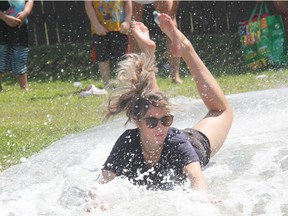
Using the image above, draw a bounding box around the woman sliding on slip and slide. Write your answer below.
[87,13,233,210]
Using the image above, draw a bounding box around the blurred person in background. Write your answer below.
[0,0,34,91]
[83,0,132,95]
[128,1,182,84]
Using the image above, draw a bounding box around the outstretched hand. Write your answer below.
[83,186,110,212]
[191,190,222,204]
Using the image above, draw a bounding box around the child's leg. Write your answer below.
[93,34,113,89]
[16,73,28,90]
[0,44,9,92]
[0,74,3,92]
[98,60,111,88]
[168,48,181,84]
[12,45,29,90]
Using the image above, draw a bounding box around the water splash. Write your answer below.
[0,88,288,216]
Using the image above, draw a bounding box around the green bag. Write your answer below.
[239,3,287,69]
[265,14,287,64]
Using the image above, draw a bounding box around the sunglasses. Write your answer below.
[143,115,174,129]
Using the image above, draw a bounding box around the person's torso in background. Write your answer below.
[1,0,28,24]
[92,0,125,33]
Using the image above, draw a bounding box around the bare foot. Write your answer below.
[158,13,191,58]
[170,61,182,84]
[131,22,156,56]
[172,76,183,84]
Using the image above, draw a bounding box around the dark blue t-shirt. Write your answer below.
[103,127,210,190]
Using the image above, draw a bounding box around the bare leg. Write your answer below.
[128,2,144,54]
[154,1,182,84]
[16,73,29,90]
[168,49,181,83]
[0,74,3,92]
[131,21,158,90]
[98,61,111,88]
[158,13,233,157]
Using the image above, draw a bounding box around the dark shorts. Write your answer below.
[182,128,211,168]
[92,32,128,62]
[0,44,29,75]
[0,21,29,46]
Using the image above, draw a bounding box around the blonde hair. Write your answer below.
[106,53,171,124]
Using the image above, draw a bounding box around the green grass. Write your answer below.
[1,33,288,171]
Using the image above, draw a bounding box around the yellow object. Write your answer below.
[91,0,125,33]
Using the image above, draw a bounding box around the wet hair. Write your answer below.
[106,53,171,124]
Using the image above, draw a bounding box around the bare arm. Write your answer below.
[99,169,116,183]
[84,0,108,35]
[184,162,221,203]
[24,0,34,14]
[0,11,21,27]
[86,170,116,211]
[184,162,208,191]
[16,0,34,25]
